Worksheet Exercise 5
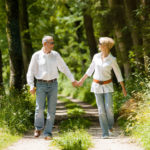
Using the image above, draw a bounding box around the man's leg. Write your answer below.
[43,81,58,137]
[34,82,46,131]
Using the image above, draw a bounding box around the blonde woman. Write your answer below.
[78,37,127,139]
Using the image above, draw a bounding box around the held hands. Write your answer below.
[72,80,83,87]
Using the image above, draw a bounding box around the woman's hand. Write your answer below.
[77,80,84,87]
[122,88,127,97]
[76,74,88,87]
[120,81,127,97]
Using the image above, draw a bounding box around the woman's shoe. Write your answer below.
[101,135,109,139]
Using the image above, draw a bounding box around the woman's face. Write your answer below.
[99,42,109,53]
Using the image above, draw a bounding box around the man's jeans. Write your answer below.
[95,93,114,137]
[35,80,58,137]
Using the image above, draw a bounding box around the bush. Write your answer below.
[53,130,93,150]
[59,118,91,132]
[0,87,35,134]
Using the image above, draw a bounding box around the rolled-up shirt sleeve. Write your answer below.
[57,53,75,82]
[85,56,95,77]
[26,54,38,90]
[112,58,123,82]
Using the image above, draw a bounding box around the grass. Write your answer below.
[0,127,21,150]
[59,118,91,132]
[53,130,92,150]
[0,87,35,149]
[67,107,85,117]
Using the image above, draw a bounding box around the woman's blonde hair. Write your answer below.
[99,37,115,50]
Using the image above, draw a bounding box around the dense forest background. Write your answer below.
[0,0,150,89]
[0,1,150,149]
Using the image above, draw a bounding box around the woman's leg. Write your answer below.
[104,92,114,130]
[95,93,109,137]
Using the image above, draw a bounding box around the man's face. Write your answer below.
[45,38,54,51]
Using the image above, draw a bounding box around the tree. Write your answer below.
[139,0,150,73]
[123,0,141,63]
[0,49,3,87]
[108,0,131,78]
[19,0,33,78]
[5,0,23,89]
[83,14,98,59]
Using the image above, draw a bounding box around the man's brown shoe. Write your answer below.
[34,130,41,137]
[44,136,52,140]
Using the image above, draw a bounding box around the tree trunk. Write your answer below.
[83,14,98,59]
[5,0,23,89]
[108,0,131,78]
[123,0,142,63]
[0,49,3,88]
[75,21,87,73]
[140,0,150,73]
[19,0,33,83]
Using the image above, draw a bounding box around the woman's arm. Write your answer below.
[78,74,88,86]
[120,81,127,96]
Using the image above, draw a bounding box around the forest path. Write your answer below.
[5,96,143,150]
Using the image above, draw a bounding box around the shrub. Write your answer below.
[53,130,93,150]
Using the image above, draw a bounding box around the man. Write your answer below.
[27,35,77,140]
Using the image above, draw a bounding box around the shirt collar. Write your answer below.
[100,52,111,61]
[41,47,52,56]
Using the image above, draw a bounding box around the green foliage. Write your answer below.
[67,107,85,117]
[58,75,96,106]
[0,127,21,150]
[0,87,35,134]
[59,118,91,132]
[115,69,150,149]
[53,130,93,150]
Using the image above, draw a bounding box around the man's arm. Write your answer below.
[56,53,77,86]
[26,54,37,94]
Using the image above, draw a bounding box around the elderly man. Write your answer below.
[27,35,77,140]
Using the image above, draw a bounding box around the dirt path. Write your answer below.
[5,97,144,150]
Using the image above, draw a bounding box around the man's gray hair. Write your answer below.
[42,36,53,44]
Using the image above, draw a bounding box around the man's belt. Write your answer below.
[93,79,112,85]
[37,79,57,83]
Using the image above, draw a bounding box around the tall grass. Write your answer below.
[0,87,35,149]
[53,130,92,150]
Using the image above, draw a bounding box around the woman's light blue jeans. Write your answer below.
[95,93,114,137]
[35,80,58,137]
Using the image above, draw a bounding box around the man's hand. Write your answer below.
[72,80,78,87]
[30,87,36,95]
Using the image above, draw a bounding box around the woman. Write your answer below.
[77,37,127,139]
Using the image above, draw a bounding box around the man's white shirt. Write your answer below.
[27,48,75,90]
[86,52,123,93]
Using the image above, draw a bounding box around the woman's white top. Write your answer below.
[86,52,123,93]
